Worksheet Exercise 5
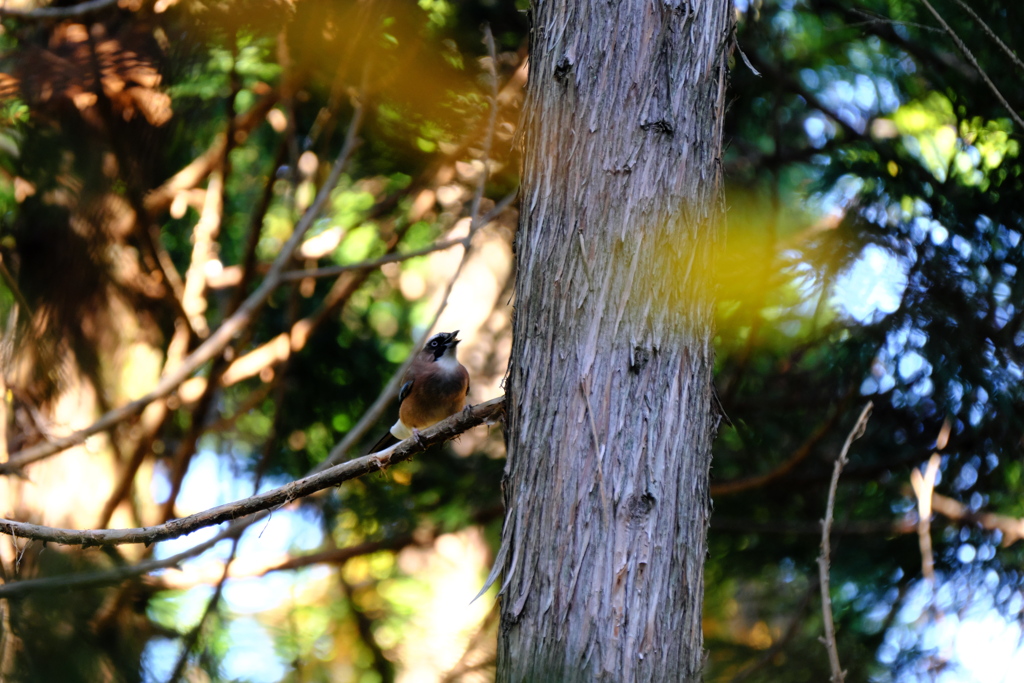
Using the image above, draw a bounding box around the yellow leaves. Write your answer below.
[888,92,1018,187]
[891,92,957,182]
[960,117,1019,171]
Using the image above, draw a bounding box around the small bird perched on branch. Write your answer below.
[368,330,470,454]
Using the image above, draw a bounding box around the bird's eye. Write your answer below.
[429,340,438,347]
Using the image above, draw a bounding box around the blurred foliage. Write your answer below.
[711,0,1024,681]
[0,0,1023,681]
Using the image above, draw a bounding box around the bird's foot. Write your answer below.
[369,452,391,472]
[411,427,427,449]
[462,403,474,418]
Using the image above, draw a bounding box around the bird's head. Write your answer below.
[422,330,461,361]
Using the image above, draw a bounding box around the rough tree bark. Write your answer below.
[497,1,730,681]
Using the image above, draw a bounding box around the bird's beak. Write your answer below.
[448,330,461,347]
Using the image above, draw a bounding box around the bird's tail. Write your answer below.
[367,431,399,454]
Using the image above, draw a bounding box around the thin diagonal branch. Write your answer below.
[281,191,517,283]
[0,521,246,599]
[0,396,504,550]
[918,0,1024,131]
[817,401,872,683]
[0,94,365,476]
[165,345,290,682]
[143,92,279,217]
[950,0,1024,76]
[0,0,119,20]
[711,393,851,496]
[909,453,942,584]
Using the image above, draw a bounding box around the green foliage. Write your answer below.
[3,0,1023,680]
[713,0,1024,680]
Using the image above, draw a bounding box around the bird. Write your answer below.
[367,330,470,455]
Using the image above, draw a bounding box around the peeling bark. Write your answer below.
[497,0,730,680]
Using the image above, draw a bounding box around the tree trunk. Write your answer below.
[497,1,730,680]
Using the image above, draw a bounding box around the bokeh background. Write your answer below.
[0,0,1022,681]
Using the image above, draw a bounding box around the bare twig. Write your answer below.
[0,95,365,476]
[165,536,238,682]
[165,349,289,682]
[918,0,1024,131]
[467,25,500,232]
[151,505,504,590]
[711,394,851,496]
[0,521,246,599]
[817,402,872,683]
[180,171,224,338]
[95,321,191,528]
[281,191,516,283]
[143,93,279,217]
[0,255,31,320]
[929,489,1024,546]
[0,0,119,20]
[909,453,942,583]
[0,397,504,549]
[950,0,1024,76]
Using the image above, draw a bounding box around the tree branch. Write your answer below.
[817,401,872,683]
[929,489,1024,547]
[0,0,119,20]
[918,0,1024,132]
[143,91,279,217]
[711,395,850,497]
[0,94,365,476]
[0,521,245,599]
[909,452,941,584]
[280,191,516,283]
[950,0,1024,76]
[0,397,504,549]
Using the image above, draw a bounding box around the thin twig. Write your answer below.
[144,93,279,217]
[466,25,500,234]
[918,0,1024,131]
[909,452,942,583]
[0,255,31,320]
[151,505,504,590]
[817,401,872,683]
[711,392,852,496]
[950,0,1024,77]
[0,397,504,550]
[281,191,516,283]
[0,0,119,20]
[95,321,191,529]
[0,521,246,599]
[0,94,365,476]
[165,536,238,682]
